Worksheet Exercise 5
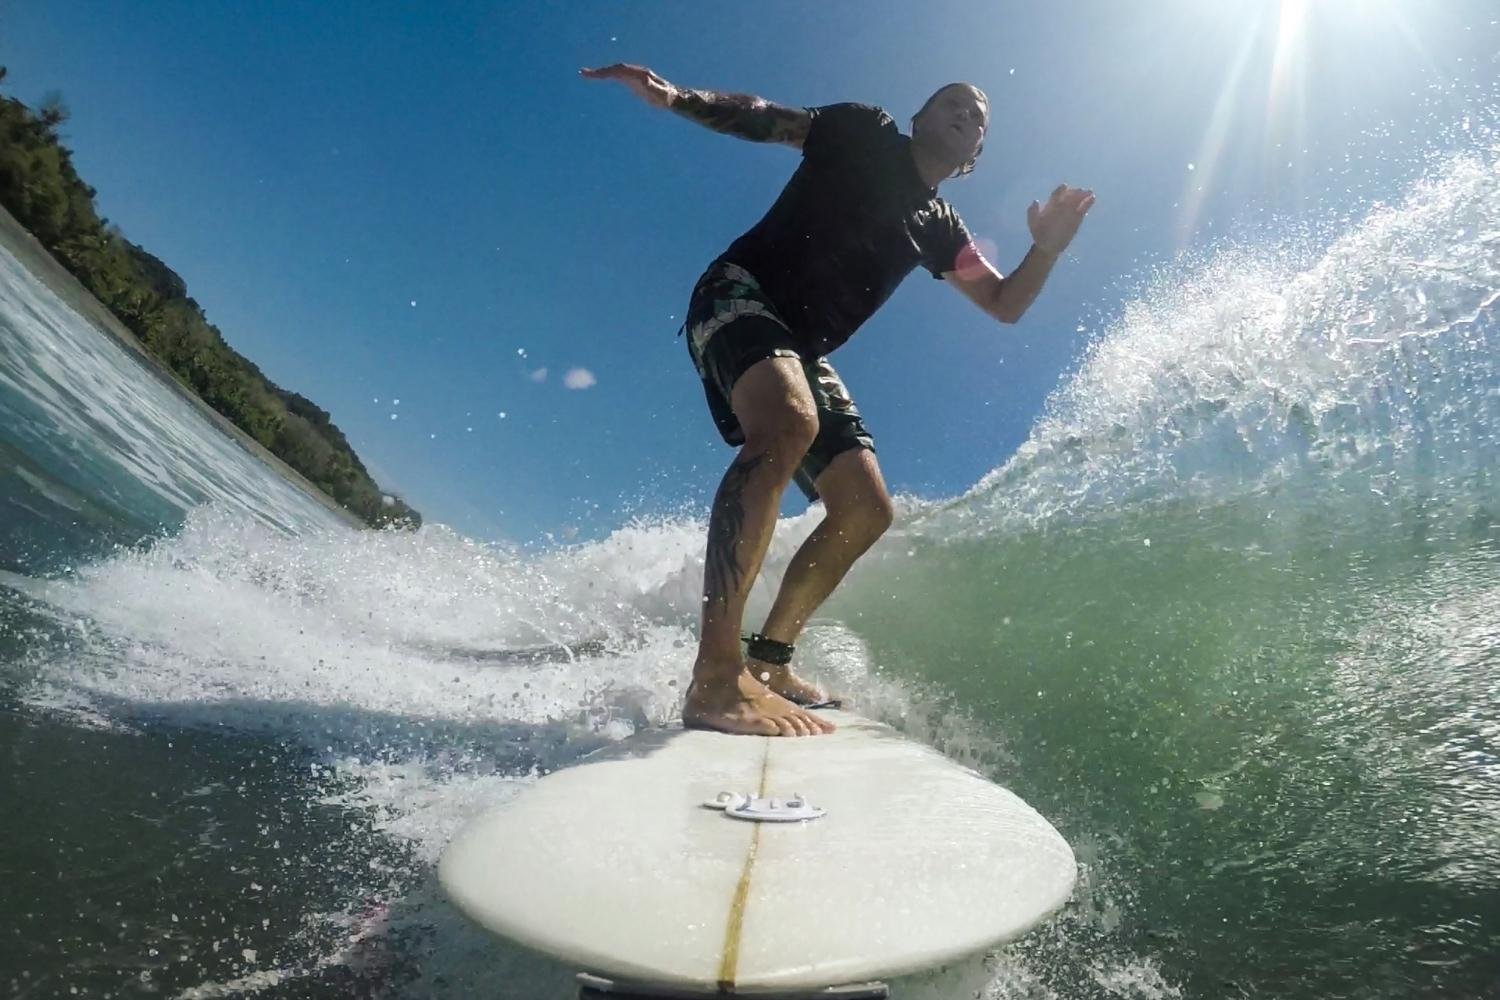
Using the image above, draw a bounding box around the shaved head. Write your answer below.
[910,82,990,178]
[914,82,989,125]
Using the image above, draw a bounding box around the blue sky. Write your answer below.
[4,1,1495,543]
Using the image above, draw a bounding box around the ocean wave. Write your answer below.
[927,146,1499,537]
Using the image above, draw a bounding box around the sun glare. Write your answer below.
[1173,0,1442,246]
[1269,0,1309,108]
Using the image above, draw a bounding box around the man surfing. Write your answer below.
[583,64,1093,738]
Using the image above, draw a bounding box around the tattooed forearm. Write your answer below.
[703,452,763,607]
[670,88,810,146]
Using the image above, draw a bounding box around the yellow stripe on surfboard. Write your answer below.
[716,738,773,990]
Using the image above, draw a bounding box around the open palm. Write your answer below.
[579,63,676,109]
[1028,184,1095,256]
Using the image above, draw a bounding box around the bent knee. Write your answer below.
[832,494,894,546]
[862,496,896,541]
[742,411,819,464]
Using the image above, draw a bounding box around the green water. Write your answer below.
[829,489,1500,997]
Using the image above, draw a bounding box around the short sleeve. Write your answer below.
[802,103,896,163]
[920,201,974,278]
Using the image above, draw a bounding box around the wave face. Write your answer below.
[935,147,1498,535]
[2,140,1497,996]
[0,245,347,572]
[823,140,1500,998]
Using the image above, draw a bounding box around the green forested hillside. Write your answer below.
[0,68,420,529]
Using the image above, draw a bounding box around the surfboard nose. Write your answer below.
[440,712,1076,995]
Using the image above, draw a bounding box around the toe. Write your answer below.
[792,710,822,736]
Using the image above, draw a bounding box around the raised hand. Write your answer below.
[1027,184,1096,256]
[579,63,677,109]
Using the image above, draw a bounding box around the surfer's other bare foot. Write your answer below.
[747,659,835,707]
[683,666,835,737]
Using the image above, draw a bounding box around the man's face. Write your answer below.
[915,84,989,166]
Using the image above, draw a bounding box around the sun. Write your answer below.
[1172,0,1434,246]
[1269,0,1309,108]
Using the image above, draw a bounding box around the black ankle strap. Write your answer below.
[742,632,794,666]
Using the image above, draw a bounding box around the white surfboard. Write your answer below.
[439,710,1075,995]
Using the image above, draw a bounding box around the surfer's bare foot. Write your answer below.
[747,658,835,707]
[683,666,835,737]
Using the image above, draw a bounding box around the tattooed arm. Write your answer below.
[667,86,811,147]
[580,63,811,148]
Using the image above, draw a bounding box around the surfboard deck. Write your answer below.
[439,710,1075,995]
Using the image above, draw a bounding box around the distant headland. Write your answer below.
[0,67,420,530]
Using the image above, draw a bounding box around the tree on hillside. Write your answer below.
[38,91,69,131]
[0,72,421,529]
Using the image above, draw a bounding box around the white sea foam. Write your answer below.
[925,146,1500,538]
[15,496,988,774]
[13,497,1050,997]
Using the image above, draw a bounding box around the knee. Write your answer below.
[744,411,819,468]
[833,494,894,548]
[864,496,896,542]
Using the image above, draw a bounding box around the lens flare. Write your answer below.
[955,237,998,281]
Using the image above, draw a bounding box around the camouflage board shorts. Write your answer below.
[683,261,875,502]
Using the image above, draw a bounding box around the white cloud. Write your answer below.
[528,367,549,383]
[563,367,597,390]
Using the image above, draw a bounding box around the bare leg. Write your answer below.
[683,356,835,737]
[752,448,894,703]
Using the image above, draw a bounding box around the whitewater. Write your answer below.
[1,136,1496,997]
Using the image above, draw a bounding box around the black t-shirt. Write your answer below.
[718,102,972,357]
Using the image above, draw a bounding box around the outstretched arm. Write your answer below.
[945,184,1095,324]
[580,64,811,148]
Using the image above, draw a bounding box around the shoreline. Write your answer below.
[0,203,365,529]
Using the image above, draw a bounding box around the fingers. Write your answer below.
[581,63,675,110]
[1043,183,1095,203]
[1042,184,1097,215]
[1027,200,1041,227]
[578,63,646,81]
